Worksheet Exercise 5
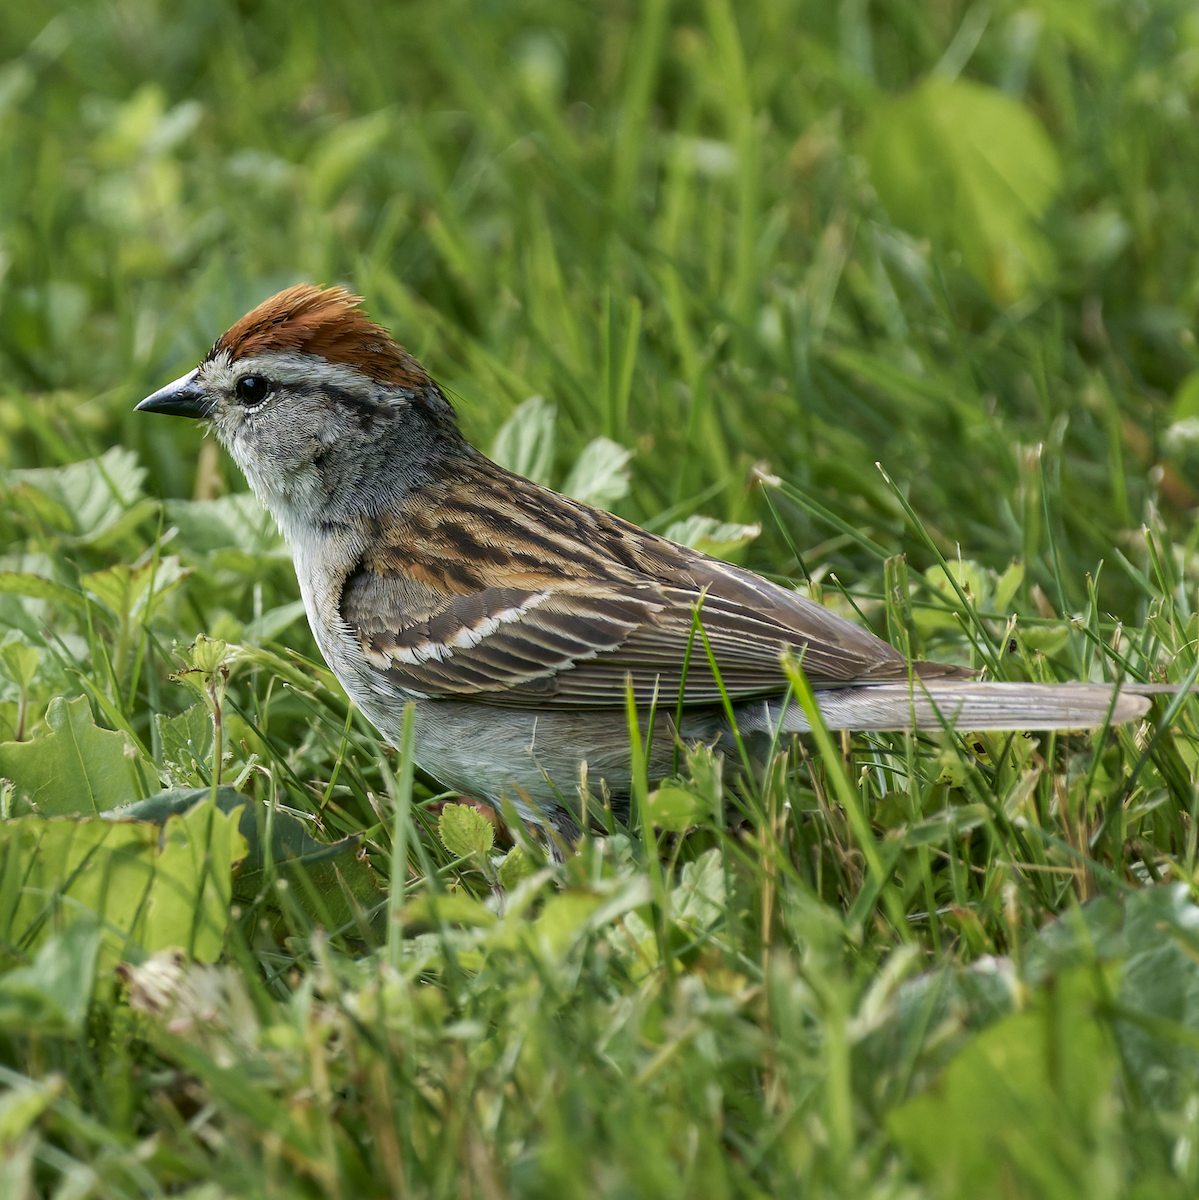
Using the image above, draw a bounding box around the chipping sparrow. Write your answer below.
[137,285,1150,825]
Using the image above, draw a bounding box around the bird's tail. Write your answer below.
[736,680,1154,734]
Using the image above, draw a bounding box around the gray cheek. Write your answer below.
[223,418,255,462]
[208,403,246,442]
[236,407,294,453]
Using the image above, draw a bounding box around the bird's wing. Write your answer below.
[338,459,942,709]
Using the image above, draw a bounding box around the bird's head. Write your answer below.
[136,285,462,528]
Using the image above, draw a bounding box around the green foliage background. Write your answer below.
[4,0,1199,1196]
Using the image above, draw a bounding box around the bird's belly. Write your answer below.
[406,701,685,820]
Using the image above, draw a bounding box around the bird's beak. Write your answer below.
[135,368,211,418]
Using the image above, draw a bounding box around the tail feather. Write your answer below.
[738,681,1152,734]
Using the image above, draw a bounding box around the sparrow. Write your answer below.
[136,285,1151,824]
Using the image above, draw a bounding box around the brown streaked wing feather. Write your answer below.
[336,456,951,708]
[379,598,652,696]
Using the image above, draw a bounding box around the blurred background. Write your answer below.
[7,10,1199,1189]
[2,0,1199,622]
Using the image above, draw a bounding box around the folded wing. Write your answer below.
[337,457,962,708]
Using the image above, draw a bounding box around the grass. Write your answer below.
[3,0,1199,1195]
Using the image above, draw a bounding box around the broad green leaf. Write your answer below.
[1033,886,1199,1112]
[0,696,157,815]
[156,704,214,786]
[646,785,702,832]
[1174,371,1199,420]
[1019,623,1069,655]
[81,556,188,623]
[528,880,652,963]
[112,787,243,825]
[0,798,245,964]
[498,846,534,890]
[673,849,724,928]
[3,482,73,533]
[994,561,1025,614]
[1023,895,1127,984]
[165,493,287,557]
[438,802,495,858]
[914,561,992,635]
[933,747,970,788]
[683,742,724,818]
[561,437,633,509]
[150,801,247,961]
[0,1072,62,1147]
[243,599,308,643]
[400,892,495,930]
[662,515,761,559]
[1,446,150,545]
[0,920,100,1033]
[491,395,556,485]
[888,970,1117,1200]
[861,78,1062,302]
[853,957,1017,1113]
[0,638,39,690]
[117,787,385,932]
[235,809,384,933]
[0,573,85,609]
[925,561,990,606]
[903,815,954,846]
[943,887,1199,1118]
[532,891,604,957]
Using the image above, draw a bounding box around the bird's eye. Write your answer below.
[235,376,272,406]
